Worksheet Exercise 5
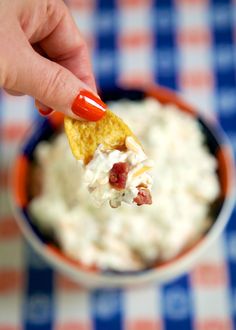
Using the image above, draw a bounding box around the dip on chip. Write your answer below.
[64,110,153,208]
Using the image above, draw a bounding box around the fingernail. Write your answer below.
[38,108,53,116]
[71,90,107,121]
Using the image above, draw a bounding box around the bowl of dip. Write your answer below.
[10,86,235,287]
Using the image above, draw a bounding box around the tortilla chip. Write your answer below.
[64,110,140,164]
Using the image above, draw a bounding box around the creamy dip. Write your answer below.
[29,98,220,271]
[84,136,153,208]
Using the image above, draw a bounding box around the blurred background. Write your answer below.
[1,0,236,329]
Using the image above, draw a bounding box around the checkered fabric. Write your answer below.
[0,0,236,329]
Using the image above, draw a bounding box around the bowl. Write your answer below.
[10,86,236,287]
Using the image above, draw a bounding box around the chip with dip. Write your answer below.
[64,110,153,208]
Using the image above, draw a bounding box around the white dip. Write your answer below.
[84,136,153,208]
[29,98,220,271]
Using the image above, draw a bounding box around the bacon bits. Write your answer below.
[134,187,152,206]
[109,162,130,190]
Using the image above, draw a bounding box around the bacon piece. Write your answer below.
[109,162,130,190]
[134,187,152,206]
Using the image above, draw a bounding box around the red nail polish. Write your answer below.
[71,90,107,121]
[38,108,53,116]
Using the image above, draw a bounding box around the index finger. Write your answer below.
[39,1,96,92]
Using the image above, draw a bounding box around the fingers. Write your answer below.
[0,0,101,120]
[5,46,106,121]
[39,1,96,92]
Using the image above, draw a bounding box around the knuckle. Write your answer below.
[46,0,56,17]
[0,69,4,88]
[0,66,17,90]
[0,53,10,88]
[46,0,65,19]
[40,65,66,101]
[4,73,17,90]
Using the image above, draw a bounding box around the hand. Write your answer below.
[0,0,106,121]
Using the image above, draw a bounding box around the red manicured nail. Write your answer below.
[38,108,53,116]
[71,90,107,121]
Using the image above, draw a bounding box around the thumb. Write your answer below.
[8,50,107,121]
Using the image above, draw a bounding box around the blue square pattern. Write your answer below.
[216,71,236,88]
[93,51,118,89]
[210,4,233,30]
[151,8,176,33]
[217,88,236,115]
[154,49,177,77]
[153,0,174,8]
[214,45,235,71]
[96,0,116,10]
[93,51,118,75]
[91,289,123,330]
[153,0,177,89]
[210,0,236,135]
[97,31,117,50]
[23,245,54,330]
[210,4,234,44]
[225,213,236,326]
[162,276,193,329]
[95,11,118,35]
[225,131,236,160]
[211,2,236,318]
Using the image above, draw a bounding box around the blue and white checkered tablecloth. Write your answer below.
[0,0,236,329]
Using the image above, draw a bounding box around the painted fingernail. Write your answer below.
[38,108,53,116]
[71,90,107,121]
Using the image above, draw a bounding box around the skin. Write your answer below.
[0,0,97,119]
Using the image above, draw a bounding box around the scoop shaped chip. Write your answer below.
[64,110,139,164]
